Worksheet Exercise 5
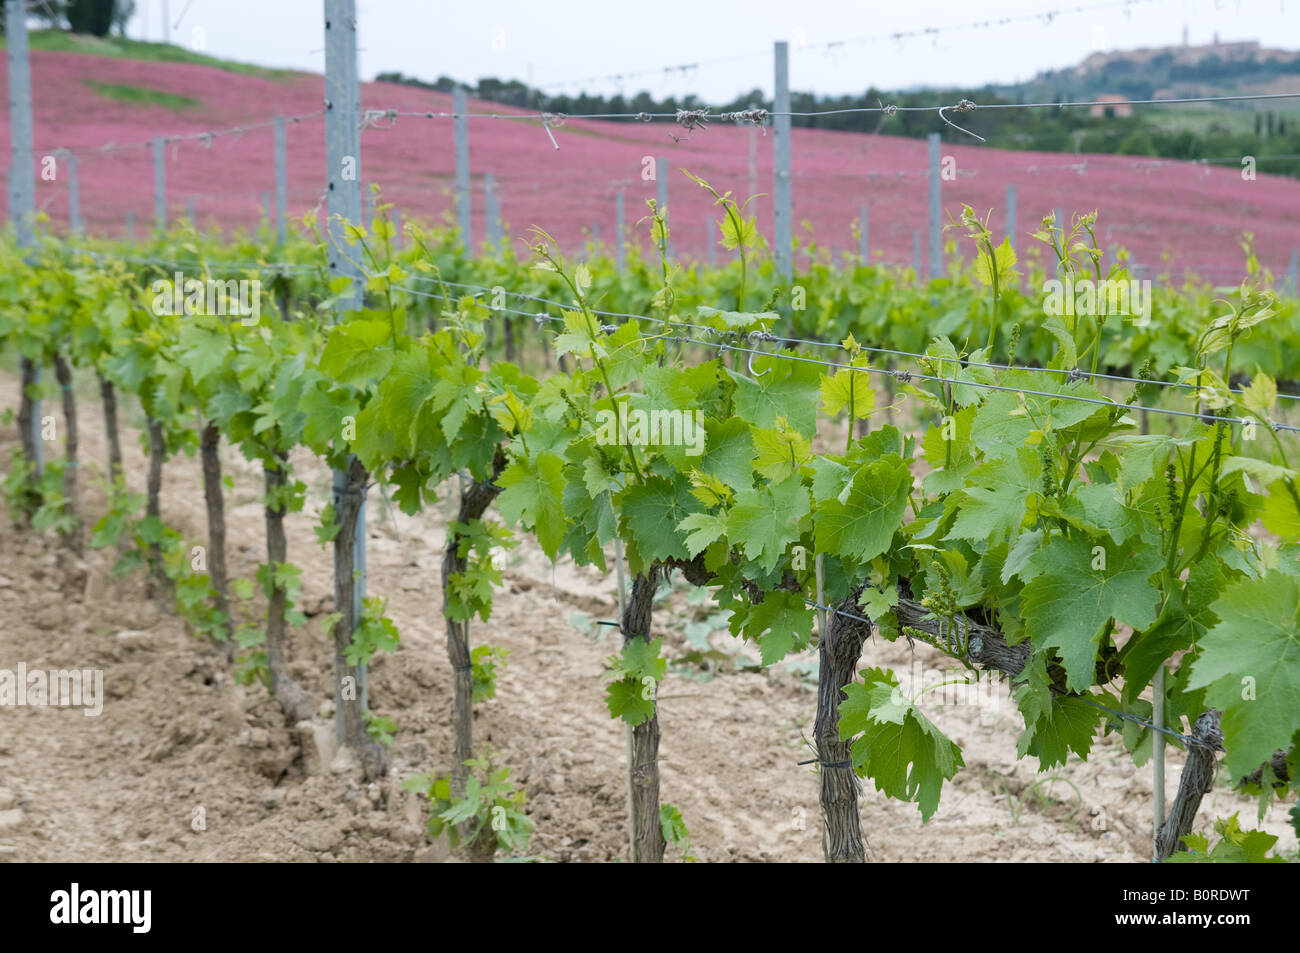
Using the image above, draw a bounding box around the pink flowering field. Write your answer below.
[5,47,1299,280]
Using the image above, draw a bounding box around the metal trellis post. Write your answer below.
[928,132,941,279]
[859,204,868,265]
[614,189,625,275]
[454,86,471,253]
[1005,184,1017,253]
[748,122,757,205]
[274,114,289,244]
[6,0,40,473]
[480,172,493,249]
[325,0,369,727]
[773,41,792,281]
[657,156,670,259]
[154,137,166,232]
[68,155,82,234]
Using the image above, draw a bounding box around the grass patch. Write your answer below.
[83,79,199,110]
[5,30,296,82]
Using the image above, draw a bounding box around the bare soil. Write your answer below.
[0,369,1291,863]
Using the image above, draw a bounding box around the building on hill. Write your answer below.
[1089,94,1134,118]
[1077,39,1300,75]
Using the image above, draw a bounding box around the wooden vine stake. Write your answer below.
[7,1,42,506]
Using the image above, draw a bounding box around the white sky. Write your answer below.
[130,0,1299,99]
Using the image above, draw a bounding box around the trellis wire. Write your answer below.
[44,88,1300,160]
[532,0,1171,93]
[54,246,1299,423]
[389,279,1300,433]
[46,108,326,160]
[56,246,1300,413]
[401,275,1300,408]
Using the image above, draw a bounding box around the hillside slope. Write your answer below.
[3,38,1300,279]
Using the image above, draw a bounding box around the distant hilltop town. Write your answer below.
[1014,35,1300,105]
[1077,38,1300,75]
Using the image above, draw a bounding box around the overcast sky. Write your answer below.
[129,0,1299,99]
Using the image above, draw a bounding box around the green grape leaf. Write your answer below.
[606,678,655,726]
[974,236,1018,286]
[742,590,814,665]
[1002,527,1045,584]
[810,456,852,502]
[1219,456,1295,487]
[1240,372,1277,420]
[718,212,758,251]
[1186,573,1300,779]
[945,446,1039,543]
[496,451,567,558]
[1262,480,1300,543]
[1120,559,1225,704]
[603,634,665,722]
[619,476,701,564]
[555,309,603,359]
[615,636,668,682]
[820,368,876,420]
[1021,537,1162,692]
[660,416,754,488]
[319,318,394,387]
[858,583,899,622]
[971,372,1106,460]
[814,456,911,564]
[175,324,228,384]
[1015,691,1102,770]
[1075,481,1148,544]
[921,405,976,495]
[390,462,428,516]
[727,474,809,573]
[1107,434,1175,495]
[730,352,820,437]
[696,418,755,488]
[676,511,728,558]
[838,667,963,821]
[751,419,810,483]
